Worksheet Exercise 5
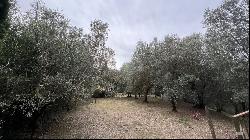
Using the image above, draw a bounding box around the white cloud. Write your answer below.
[16,0,223,69]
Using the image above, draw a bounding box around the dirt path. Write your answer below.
[38,97,236,139]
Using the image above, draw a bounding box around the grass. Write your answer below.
[178,116,190,126]
[35,96,237,139]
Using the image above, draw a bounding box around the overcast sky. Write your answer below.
[17,0,223,69]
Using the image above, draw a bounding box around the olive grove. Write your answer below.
[0,0,115,138]
[120,0,249,112]
[0,0,249,138]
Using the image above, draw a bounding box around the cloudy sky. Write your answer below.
[16,0,223,69]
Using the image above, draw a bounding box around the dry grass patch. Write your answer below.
[37,97,237,139]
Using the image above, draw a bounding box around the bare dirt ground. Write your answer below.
[37,96,237,139]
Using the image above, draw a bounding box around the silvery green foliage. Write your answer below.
[153,35,185,105]
[120,0,249,112]
[204,0,249,107]
[0,1,115,132]
[204,0,249,60]
[85,20,116,94]
[120,62,133,93]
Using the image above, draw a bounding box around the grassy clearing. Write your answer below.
[36,97,237,139]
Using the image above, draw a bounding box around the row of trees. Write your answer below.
[120,0,249,112]
[0,0,115,138]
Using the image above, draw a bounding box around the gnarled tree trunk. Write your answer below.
[171,99,177,112]
[144,86,151,103]
[144,93,148,102]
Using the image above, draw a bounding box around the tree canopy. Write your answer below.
[120,0,249,112]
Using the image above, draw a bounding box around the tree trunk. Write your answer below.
[144,87,150,103]
[135,93,138,99]
[216,103,222,112]
[127,92,131,97]
[30,104,48,139]
[144,93,148,102]
[195,92,205,109]
[241,102,246,111]
[171,99,177,112]
[233,103,239,114]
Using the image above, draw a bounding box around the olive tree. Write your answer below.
[203,0,249,112]
[0,1,115,138]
